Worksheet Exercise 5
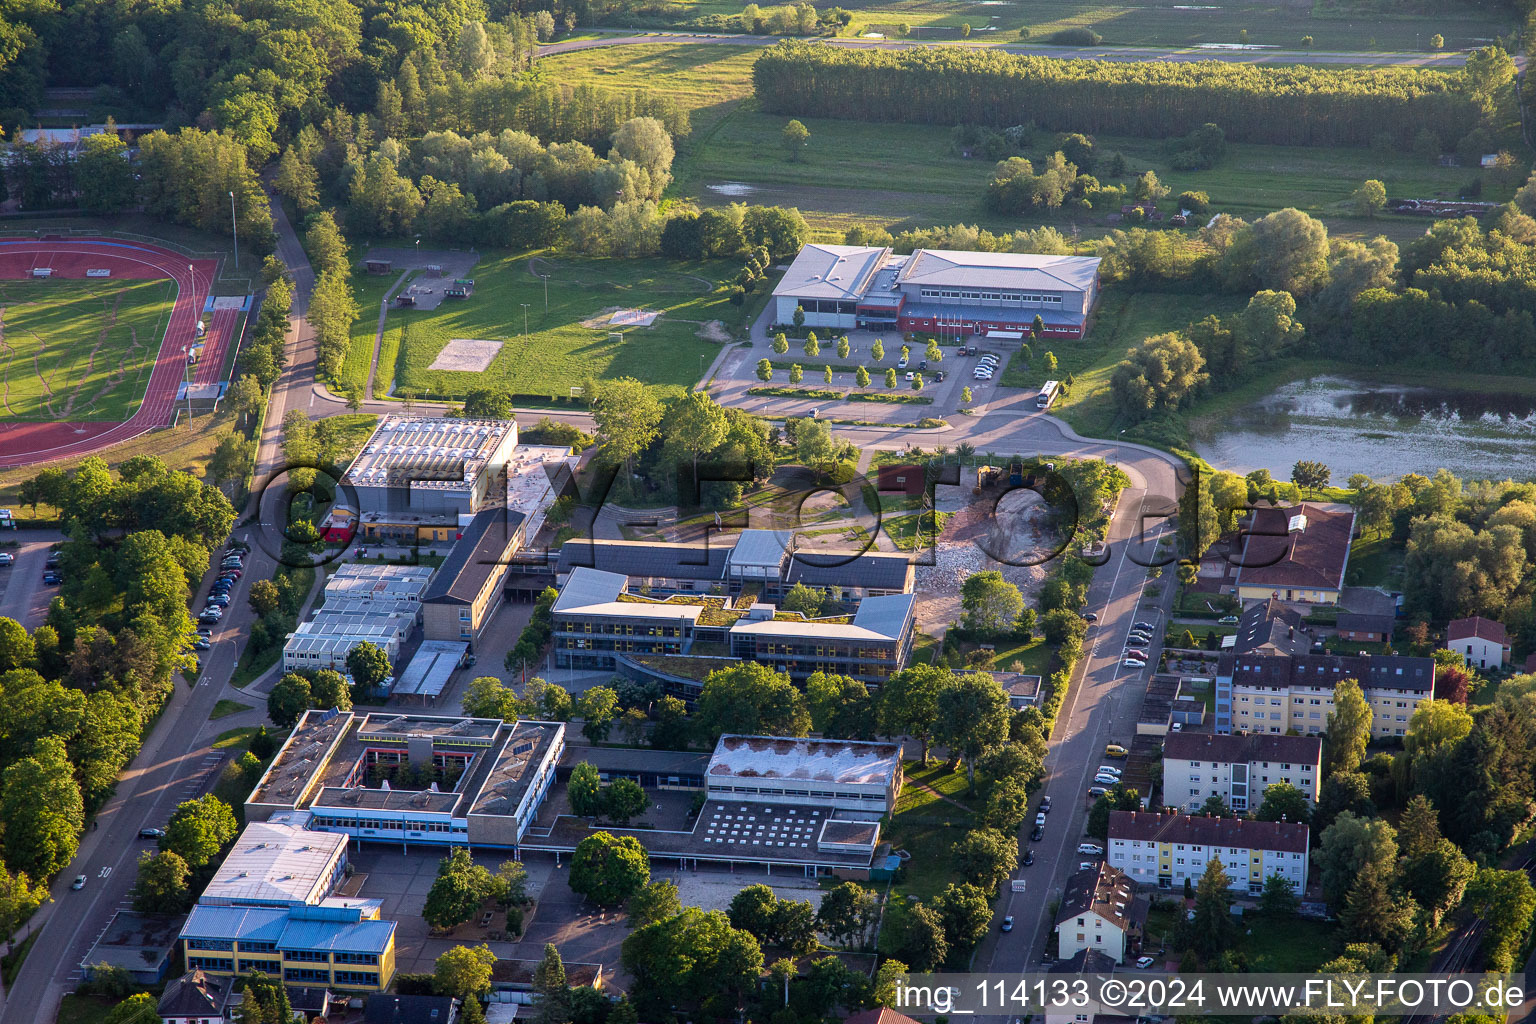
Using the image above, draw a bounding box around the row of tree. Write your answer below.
[751,40,1507,148]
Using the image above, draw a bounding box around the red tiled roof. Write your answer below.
[1447,616,1508,645]
[1162,731,1321,767]
[844,1010,924,1024]
[1234,504,1355,592]
[1108,810,1309,854]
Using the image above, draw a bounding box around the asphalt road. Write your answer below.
[0,530,64,630]
[538,30,1489,67]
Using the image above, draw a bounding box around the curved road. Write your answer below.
[539,30,1489,67]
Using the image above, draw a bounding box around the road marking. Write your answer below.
[97,867,111,878]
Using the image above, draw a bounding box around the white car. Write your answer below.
[973,370,993,379]
[905,371,916,381]
[897,356,909,368]
[1094,774,1120,785]
[1035,811,1046,827]
[1077,843,1105,856]
[1136,956,1156,969]
[1079,861,1094,871]
[0,552,13,566]
[1097,765,1122,776]
[1123,658,1146,669]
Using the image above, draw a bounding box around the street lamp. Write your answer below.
[229,191,238,269]
[182,346,194,428]
[1117,428,1127,466]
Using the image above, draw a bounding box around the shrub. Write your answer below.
[1047,27,1102,44]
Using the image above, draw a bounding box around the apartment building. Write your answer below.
[1108,810,1310,896]
[1054,863,1145,963]
[551,567,916,683]
[1220,652,1434,738]
[1160,732,1322,813]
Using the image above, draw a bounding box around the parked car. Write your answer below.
[1030,825,1044,842]
[918,359,928,370]
[1097,765,1123,776]
[1105,744,1128,757]
[1077,843,1105,856]
[0,552,13,566]
[1079,861,1094,871]
[139,828,166,840]
[905,371,915,381]
[1022,850,1034,866]
[1035,811,1047,827]
[219,570,242,580]
[1218,615,1239,624]
[897,356,909,369]
[192,638,211,651]
[1134,621,1156,632]
[1094,773,1121,786]
[45,554,60,569]
[205,594,230,608]
[71,875,86,890]
[1124,648,1148,660]
[1122,658,1146,669]
[1040,795,1052,813]
[934,370,946,382]
[1137,957,1156,969]
[1083,612,1098,622]
[1001,916,1014,933]
[1087,786,1108,797]
[198,612,222,626]
[42,571,61,585]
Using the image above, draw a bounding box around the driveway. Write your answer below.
[0,529,63,629]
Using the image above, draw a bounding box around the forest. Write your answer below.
[751,41,1514,149]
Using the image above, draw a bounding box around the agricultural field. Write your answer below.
[541,43,1512,240]
[0,276,176,422]
[375,252,736,401]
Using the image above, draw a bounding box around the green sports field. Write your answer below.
[381,253,734,401]
[0,277,177,422]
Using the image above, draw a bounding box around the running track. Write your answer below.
[0,239,219,467]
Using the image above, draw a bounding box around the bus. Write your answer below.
[1036,380,1061,409]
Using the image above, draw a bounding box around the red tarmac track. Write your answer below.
[0,238,219,468]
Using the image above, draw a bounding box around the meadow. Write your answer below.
[0,276,176,422]
[376,252,737,401]
[541,43,1513,240]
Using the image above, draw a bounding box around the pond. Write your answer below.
[1190,375,1536,481]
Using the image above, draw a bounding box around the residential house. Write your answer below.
[1108,810,1310,895]
[1447,616,1510,670]
[1053,863,1146,963]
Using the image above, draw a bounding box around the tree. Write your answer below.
[931,882,992,954]
[622,908,763,1018]
[463,388,514,419]
[952,827,1016,893]
[131,850,190,914]
[728,884,779,940]
[345,642,391,695]
[424,848,496,929]
[628,880,682,928]
[1314,770,1375,836]
[1043,351,1058,373]
[0,618,34,672]
[1352,179,1387,218]
[695,662,811,739]
[665,391,729,478]
[435,943,497,1001]
[1232,208,1332,295]
[247,579,280,617]
[570,832,650,907]
[788,364,804,385]
[76,134,136,215]
[1316,811,1398,911]
[462,676,519,721]
[531,942,571,1024]
[1325,677,1372,773]
[267,673,311,727]
[1134,170,1170,203]
[1430,33,1444,49]
[605,778,649,825]
[816,881,880,950]
[310,669,352,712]
[208,433,256,490]
[1292,459,1332,490]
[576,686,619,742]
[1189,856,1236,960]
[756,358,773,382]
[837,336,851,359]
[274,147,320,213]
[880,664,947,764]
[783,581,824,617]
[1466,867,1536,971]
[1110,332,1209,419]
[960,570,1025,636]
[804,335,820,358]
[1402,836,1473,927]
[590,377,664,478]
[805,672,876,740]
[1340,861,1416,951]
[569,762,603,817]
[885,367,898,388]
[1254,782,1311,824]
[961,385,973,404]
[885,901,947,972]
[772,332,789,355]
[855,366,870,389]
[1258,872,1299,916]
[782,119,810,161]
[164,795,238,868]
[823,365,834,384]
[1398,793,1442,858]
[935,672,1011,781]
[871,338,885,361]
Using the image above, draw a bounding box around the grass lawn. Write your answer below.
[1004,290,1248,438]
[884,799,974,903]
[319,413,381,470]
[55,994,119,1024]
[899,761,974,811]
[989,635,1053,676]
[1345,532,1403,589]
[214,726,258,749]
[378,252,732,401]
[0,276,175,422]
[1241,913,1341,971]
[210,699,253,720]
[337,271,400,395]
[882,509,952,551]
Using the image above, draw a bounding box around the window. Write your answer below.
[333,951,379,965]
[188,939,234,951]
[284,968,330,984]
[334,970,379,987]
[283,949,329,963]
[188,956,233,972]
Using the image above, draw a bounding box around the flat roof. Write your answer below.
[342,415,515,491]
[771,244,890,302]
[895,248,1101,293]
[200,821,348,906]
[86,911,184,972]
[393,641,469,698]
[709,735,901,786]
[470,720,562,817]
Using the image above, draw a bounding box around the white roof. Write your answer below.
[201,821,348,907]
[895,249,1101,293]
[552,567,627,612]
[728,619,891,641]
[709,734,901,786]
[771,244,890,301]
[728,530,792,571]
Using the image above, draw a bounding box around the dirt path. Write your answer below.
[365,270,413,399]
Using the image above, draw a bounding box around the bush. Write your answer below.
[1047,27,1102,44]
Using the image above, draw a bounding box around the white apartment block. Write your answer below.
[1108,811,1309,896]
[1161,732,1322,813]
[1221,653,1434,739]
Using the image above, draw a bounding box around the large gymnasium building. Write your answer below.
[772,244,1102,340]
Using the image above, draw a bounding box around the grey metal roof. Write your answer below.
[394,641,469,698]
[559,745,711,776]
[786,551,912,591]
[851,593,916,639]
[422,508,524,605]
[552,567,627,612]
[556,538,729,581]
[771,244,890,302]
[729,530,792,571]
[895,249,1101,293]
